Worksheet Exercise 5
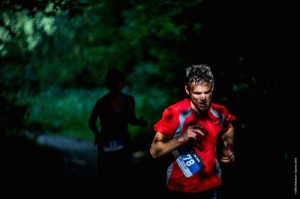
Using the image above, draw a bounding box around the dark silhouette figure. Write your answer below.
[88,68,147,194]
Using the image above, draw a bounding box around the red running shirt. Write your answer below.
[153,98,236,193]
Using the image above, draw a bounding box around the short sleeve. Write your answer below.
[153,106,179,139]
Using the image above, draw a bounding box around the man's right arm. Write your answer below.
[149,132,186,158]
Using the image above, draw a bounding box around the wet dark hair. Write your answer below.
[185,64,214,87]
[105,68,126,90]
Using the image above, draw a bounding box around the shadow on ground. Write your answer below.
[2,133,297,198]
[1,134,167,198]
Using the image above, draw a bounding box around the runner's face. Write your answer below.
[185,81,213,113]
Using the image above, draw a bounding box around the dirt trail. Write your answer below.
[3,133,164,198]
[36,134,98,177]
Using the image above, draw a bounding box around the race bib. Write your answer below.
[172,146,205,178]
[103,140,124,152]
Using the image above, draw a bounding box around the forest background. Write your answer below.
[1,0,298,197]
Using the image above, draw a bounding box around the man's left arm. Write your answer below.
[220,123,235,163]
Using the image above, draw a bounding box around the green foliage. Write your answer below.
[22,85,170,142]
[1,0,260,141]
[23,88,104,140]
[1,0,203,140]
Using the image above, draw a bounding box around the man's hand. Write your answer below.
[220,146,235,163]
[181,124,205,143]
